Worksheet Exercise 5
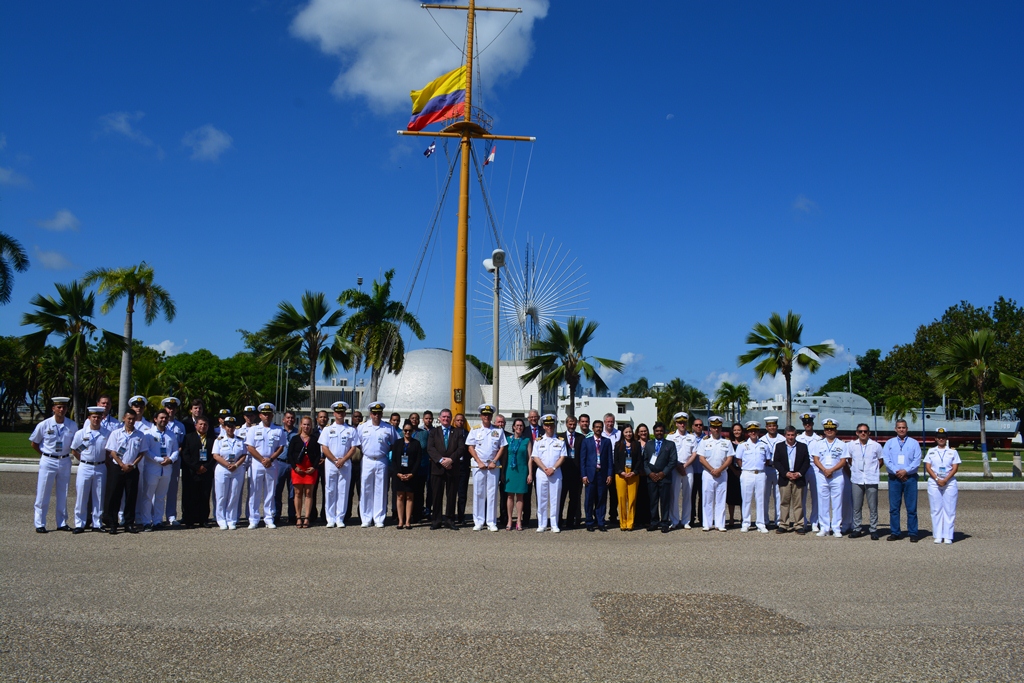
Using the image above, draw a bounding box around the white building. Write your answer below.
[556,395,657,432]
[480,360,557,419]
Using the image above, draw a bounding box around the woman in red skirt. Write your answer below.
[287,416,321,528]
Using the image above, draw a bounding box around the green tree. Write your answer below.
[0,336,31,427]
[519,316,624,419]
[21,281,123,421]
[817,349,884,407]
[163,349,228,413]
[338,270,425,403]
[713,381,751,423]
[618,377,650,399]
[653,378,707,427]
[930,329,1024,478]
[0,231,29,305]
[738,311,835,428]
[467,354,493,384]
[883,396,919,424]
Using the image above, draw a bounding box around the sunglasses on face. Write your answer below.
[856,429,868,434]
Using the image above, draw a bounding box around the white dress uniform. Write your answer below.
[163,416,186,524]
[810,438,848,536]
[357,421,399,527]
[667,430,696,527]
[736,438,770,532]
[100,414,122,432]
[245,421,286,527]
[319,421,357,527]
[235,419,254,520]
[796,430,822,528]
[466,424,507,529]
[925,446,961,544]
[759,431,785,524]
[533,433,566,532]
[696,436,735,531]
[139,426,180,527]
[30,413,79,530]
[70,423,111,530]
[213,432,248,529]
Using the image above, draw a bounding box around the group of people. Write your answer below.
[29,396,962,544]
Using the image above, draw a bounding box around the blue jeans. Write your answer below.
[584,473,608,528]
[888,474,918,536]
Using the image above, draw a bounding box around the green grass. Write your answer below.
[0,432,39,457]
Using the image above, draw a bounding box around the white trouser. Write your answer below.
[669,468,693,526]
[740,470,767,527]
[248,459,277,524]
[803,466,819,525]
[34,455,72,529]
[535,468,562,530]
[472,467,499,526]
[359,457,389,526]
[324,459,352,525]
[928,479,958,542]
[763,465,781,523]
[164,460,181,522]
[816,470,845,533]
[74,461,106,529]
[841,474,854,532]
[139,464,172,526]
[701,471,727,530]
[215,465,245,526]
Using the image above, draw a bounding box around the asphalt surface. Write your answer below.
[1,471,1022,682]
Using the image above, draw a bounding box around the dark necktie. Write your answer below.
[444,427,449,448]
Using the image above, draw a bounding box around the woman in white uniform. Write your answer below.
[213,417,249,530]
[924,428,960,545]
[531,414,566,533]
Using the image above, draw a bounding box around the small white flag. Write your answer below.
[423,141,436,157]
[484,145,496,165]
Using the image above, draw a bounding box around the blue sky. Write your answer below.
[2,1,1021,399]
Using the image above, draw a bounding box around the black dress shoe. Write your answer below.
[57,525,72,532]
[598,526,608,532]
[646,525,658,532]
[660,526,671,533]
[586,526,595,532]
[108,527,118,535]
[909,535,919,543]
[35,527,47,534]
[430,522,442,530]
[870,532,879,540]
[444,520,459,531]
[127,525,140,534]
[849,530,863,539]
[796,528,807,535]
[72,527,84,535]
[886,534,900,541]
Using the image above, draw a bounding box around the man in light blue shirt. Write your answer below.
[881,419,922,542]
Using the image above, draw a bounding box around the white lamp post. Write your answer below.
[483,248,506,414]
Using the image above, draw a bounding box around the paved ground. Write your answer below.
[1,471,1022,682]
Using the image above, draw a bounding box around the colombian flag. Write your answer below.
[407,66,467,131]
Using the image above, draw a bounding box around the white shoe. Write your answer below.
[757,525,769,534]
[683,524,692,530]
[326,522,336,529]
[934,538,942,544]
[943,539,952,544]
[228,523,237,530]
[473,524,484,531]
[360,523,371,528]
[488,524,499,532]
[815,530,828,537]
[248,522,258,530]
[702,527,710,532]
[337,522,346,528]
[811,523,820,532]
[536,527,547,533]
[717,527,727,532]
[266,522,277,529]
[218,522,227,530]
[374,523,384,528]
[552,527,561,533]
[169,519,180,526]
[833,532,842,538]
[740,525,750,533]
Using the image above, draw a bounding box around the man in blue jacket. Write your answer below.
[580,425,613,531]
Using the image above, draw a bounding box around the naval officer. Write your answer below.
[129,395,153,431]
[357,402,400,527]
[736,421,770,533]
[160,397,186,526]
[319,401,357,528]
[70,406,111,533]
[924,428,960,544]
[213,416,248,530]
[696,416,734,532]
[667,412,697,530]
[467,404,507,532]
[532,414,567,533]
[758,416,784,526]
[29,397,78,532]
[847,422,882,539]
[811,419,848,537]
[245,403,285,529]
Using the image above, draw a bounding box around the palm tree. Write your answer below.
[83,262,176,418]
[0,231,29,305]
[519,316,624,419]
[738,311,835,428]
[883,396,919,424]
[21,281,123,420]
[654,378,700,426]
[338,270,425,403]
[617,377,650,398]
[713,381,751,423]
[680,385,709,421]
[262,291,356,418]
[930,329,1024,478]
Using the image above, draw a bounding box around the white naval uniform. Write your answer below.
[319,422,357,526]
[533,435,566,531]
[925,447,961,543]
[736,439,770,530]
[357,421,399,526]
[235,423,254,520]
[796,431,822,527]
[100,415,122,432]
[213,434,248,528]
[70,425,111,530]
[467,425,507,527]
[696,436,734,530]
[667,431,696,527]
[811,438,848,535]
[139,427,180,526]
[30,416,79,529]
[163,418,186,523]
[759,432,785,524]
[245,422,286,525]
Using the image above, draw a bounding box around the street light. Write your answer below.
[483,248,505,414]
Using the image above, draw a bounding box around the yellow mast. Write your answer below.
[401,2,533,417]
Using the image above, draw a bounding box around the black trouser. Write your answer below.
[274,466,295,524]
[690,467,703,526]
[648,475,671,527]
[607,474,619,522]
[182,472,213,526]
[104,463,140,527]
[310,462,326,522]
[431,467,458,521]
[498,464,509,527]
[635,474,651,527]
[456,461,471,523]
[345,458,362,523]
[559,459,582,527]
[412,471,427,522]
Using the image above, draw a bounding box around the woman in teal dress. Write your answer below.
[503,417,533,531]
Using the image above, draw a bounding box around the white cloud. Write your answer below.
[665,113,674,120]
[99,111,164,157]
[291,0,549,113]
[598,351,642,385]
[149,339,187,356]
[0,166,30,186]
[702,371,742,395]
[33,246,73,270]
[36,209,80,232]
[182,124,233,161]
[792,194,818,214]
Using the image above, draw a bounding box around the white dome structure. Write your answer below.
[374,348,486,415]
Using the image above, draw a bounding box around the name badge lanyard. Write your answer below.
[53,422,67,452]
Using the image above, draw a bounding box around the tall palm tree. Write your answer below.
[882,396,919,424]
[338,270,424,403]
[0,231,29,305]
[519,316,624,419]
[655,378,703,426]
[83,262,176,418]
[680,385,710,421]
[713,381,751,423]
[21,281,123,420]
[262,291,356,418]
[617,376,650,398]
[738,310,835,428]
[930,329,1024,478]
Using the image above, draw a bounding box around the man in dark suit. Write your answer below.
[580,422,612,531]
[427,409,466,530]
[557,416,583,529]
[643,422,677,532]
[773,424,810,534]
[181,399,204,434]
[180,415,216,528]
